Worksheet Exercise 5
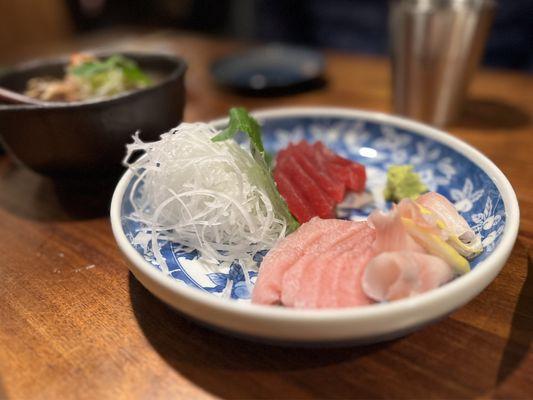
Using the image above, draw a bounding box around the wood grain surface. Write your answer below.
[1,31,532,400]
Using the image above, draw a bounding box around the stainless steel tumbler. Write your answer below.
[390,0,495,127]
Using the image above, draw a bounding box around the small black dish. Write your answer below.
[211,44,325,96]
[0,52,187,178]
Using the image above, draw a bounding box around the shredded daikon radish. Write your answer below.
[124,122,287,273]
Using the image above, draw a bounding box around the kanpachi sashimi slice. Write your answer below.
[362,251,454,302]
[252,218,356,305]
[280,221,371,308]
[416,192,483,259]
[368,208,425,254]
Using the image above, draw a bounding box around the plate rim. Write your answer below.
[110,106,519,337]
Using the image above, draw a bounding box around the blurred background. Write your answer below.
[1,0,532,71]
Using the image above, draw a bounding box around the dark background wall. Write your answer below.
[3,0,532,71]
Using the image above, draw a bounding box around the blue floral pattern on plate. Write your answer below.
[121,116,506,302]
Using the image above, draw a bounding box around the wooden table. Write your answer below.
[1,31,532,400]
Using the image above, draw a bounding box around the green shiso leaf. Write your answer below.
[212,107,300,233]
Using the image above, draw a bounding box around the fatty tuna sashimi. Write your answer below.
[277,155,335,219]
[335,247,374,308]
[281,222,371,307]
[292,224,375,309]
[252,218,355,305]
[273,170,314,223]
[362,251,454,302]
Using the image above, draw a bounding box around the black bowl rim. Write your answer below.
[0,51,187,110]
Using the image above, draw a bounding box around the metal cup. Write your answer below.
[389,0,495,127]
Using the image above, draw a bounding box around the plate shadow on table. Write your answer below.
[0,376,7,400]
[454,98,531,130]
[0,160,122,222]
[496,246,533,385]
[128,273,395,399]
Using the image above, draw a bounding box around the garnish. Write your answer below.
[384,164,428,202]
[212,107,299,233]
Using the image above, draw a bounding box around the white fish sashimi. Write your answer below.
[368,208,425,254]
[362,251,454,302]
[416,192,483,259]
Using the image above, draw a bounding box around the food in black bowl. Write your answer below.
[0,52,187,178]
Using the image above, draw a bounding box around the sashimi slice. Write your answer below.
[313,142,366,192]
[335,247,375,307]
[275,144,295,164]
[293,224,375,308]
[362,251,454,301]
[402,218,470,275]
[281,222,370,307]
[290,149,346,202]
[252,218,355,305]
[416,192,483,258]
[316,227,376,308]
[396,198,445,238]
[368,208,425,254]
[416,192,472,238]
[294,142,347,202]
[314,142,351,166]
[347,163,366,192]
[277,155,334,218]
[274,169,314,223]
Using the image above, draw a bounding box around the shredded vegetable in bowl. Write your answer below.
[25,53,152,102]
[124,121,290,273]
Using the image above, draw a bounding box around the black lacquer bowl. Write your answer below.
[0,52,187,178]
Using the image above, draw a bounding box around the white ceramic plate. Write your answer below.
[110,107,519,344]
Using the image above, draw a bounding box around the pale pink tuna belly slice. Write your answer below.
[317,227,376,308]
[282,222,371,308]
[252,218,356,305]
[362,251,454,302]
[334,246,375,308]
[293,224,376,309]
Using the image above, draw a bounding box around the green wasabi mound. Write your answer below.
[384,165,428,202]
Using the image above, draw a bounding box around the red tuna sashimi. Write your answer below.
[291,223,375,309]
[277,155,335,219]
[280,221,369,307]
[289,148,346,202]
[294,141,338,188]
[252,218,355,305]
[274,170,314,223]
[314,142,366,192]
